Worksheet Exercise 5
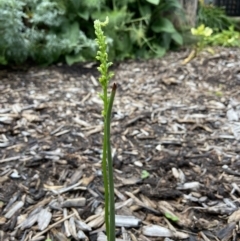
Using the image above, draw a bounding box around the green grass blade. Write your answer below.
[102,88,109,238]
[106,83,117,241]
[102,122,109,237]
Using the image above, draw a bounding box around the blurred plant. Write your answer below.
[130,0,185,58]
[0,0,96,65]
[0,0,29,64]
[215,91,223,97]
[183,22,240,64]
[165,212,179,222]
[183,24,213,64]
[197,0,236,32]
[207,26,240,47]
[191,24,213,51]
[94,17,116,241]
[141,170,150,179]
[0,0,186,65]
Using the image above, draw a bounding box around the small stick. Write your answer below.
[31,213,75,240]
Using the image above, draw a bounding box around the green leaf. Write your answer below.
[163,0,182,9]
[65,53,85,65]
[161,33,172,49]
[0,55,7,65]
[145,0,160,5]
[154,46,166,57]
[151,18,177,33]
[171,32,183,45]
[78,10,89,20]
[62,22,79,46]
[70,0,81,9]
[139,4,151,19]
[69,22,79,44]
[135,47,151,59]
[165,212,179,222]
[115,32,131,52]
[92,9,130,29]
[141,170,150,179]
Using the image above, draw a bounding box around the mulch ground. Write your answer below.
[0,47,240,241]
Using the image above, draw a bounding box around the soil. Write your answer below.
[0,47,240,241]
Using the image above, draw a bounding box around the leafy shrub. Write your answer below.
[197,1,236,32]
[91,0,186,59]
[0,0,29,64]
[206,26,240,47]
[0,0,186,65]
[0,0,96,65]
[184,24,240,64]
[191,24,213,51]
[134,0,185,58]
[191,23,240,48]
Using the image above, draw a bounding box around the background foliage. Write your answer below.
[195,1,240,47]
[0,0,187,65]
[0,0,238,66]
[197,1,237,32]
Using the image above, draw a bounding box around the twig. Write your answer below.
[31,213,75,240]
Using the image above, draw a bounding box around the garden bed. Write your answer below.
[0,47,240,241]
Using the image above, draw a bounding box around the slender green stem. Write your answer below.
[106,83,117,241]
[102,86,109,238]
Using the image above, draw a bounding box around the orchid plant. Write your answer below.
[94,17,116,241]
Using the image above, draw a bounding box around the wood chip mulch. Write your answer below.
[0,47,240,241]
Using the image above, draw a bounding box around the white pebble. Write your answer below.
[134,161,143,167]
